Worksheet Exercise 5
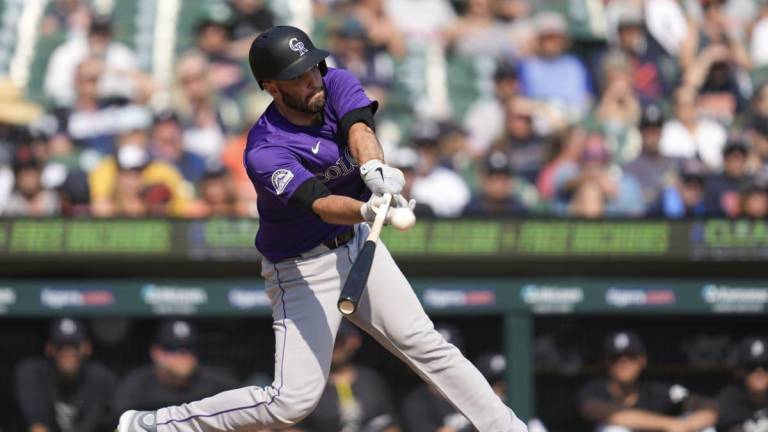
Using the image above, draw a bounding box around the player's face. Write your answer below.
[746,366,768,394]
[273,65,326,114]
[608,354,646,384]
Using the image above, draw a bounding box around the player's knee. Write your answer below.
[269,384,325,425]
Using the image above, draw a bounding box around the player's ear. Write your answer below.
[263,80,278,98]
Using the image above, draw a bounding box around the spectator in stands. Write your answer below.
[51,57,152,155]
[578,330,718,432]
[683,42,748,125]
[348,0,407,59]
[113,320,238,415]
[442,0,515,59]
[196,169,238,217]
[648,159,708,218]
[227,0,276,59]
[463,151,531,216]
[328,17,395,103]
[89,130,191,217]
[3,146,60,217]
[537,126,586,201]
[173,52,241,166]
[717,336,768,432]
[553,134,644,217]
[738,173,768,218]
[150,111,206,185]
[609,4,675,106]
[680,0,752,72]
[592,51,642,164]
[15,318,117,432]
[194,6,248,97]
[388,147,435,216]
[408,122,471,217]
[623,103,678,209]
[286,321,401,432]
[518,11,592,120]
[487,96,548,183]
[464,60,521,156]
[383,0,456,41]
[703,139,752,217]
[40,0,91,37]
[44,13,140,107]
[750,2,768,67]
[659,86,727,170]
[402,324,472,432]
[58,170,91,217]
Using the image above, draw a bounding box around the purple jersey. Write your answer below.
[244,68,377,262]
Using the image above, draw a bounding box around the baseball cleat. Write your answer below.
[115,410,158,432]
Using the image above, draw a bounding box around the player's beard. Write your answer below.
[282,86,326,114]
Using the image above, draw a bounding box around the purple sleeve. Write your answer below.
[326,68,378,119]
[245,146,315,206]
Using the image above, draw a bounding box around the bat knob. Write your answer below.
[338,298,356,315]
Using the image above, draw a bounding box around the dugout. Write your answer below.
[1,217,767,432]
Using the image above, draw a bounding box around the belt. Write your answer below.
[323,229,355,250]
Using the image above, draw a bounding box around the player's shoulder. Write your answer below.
[578,378,611,401]
[15,356,48,376]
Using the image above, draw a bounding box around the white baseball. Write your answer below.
[391,208,416,231]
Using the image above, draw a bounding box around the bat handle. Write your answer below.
[367,193,392,242]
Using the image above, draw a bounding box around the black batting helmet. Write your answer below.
[249,26,329,90]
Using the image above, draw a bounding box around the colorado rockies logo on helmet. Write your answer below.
[288,38,309,56]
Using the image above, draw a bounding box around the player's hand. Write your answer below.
[360,159,405,195]
[360,194,395,224]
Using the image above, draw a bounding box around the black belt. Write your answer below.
[323,229,355,249]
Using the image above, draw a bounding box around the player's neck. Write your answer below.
[274,102,322,127]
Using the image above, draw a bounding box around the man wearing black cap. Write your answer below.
[717,337,768,432]
[463,151,529,216]
[578,330,717,432]
[622,103,678,209]
[15,318,117,432]
[647,159,708,218]
[113,320,237,417]
[703,139,752,217]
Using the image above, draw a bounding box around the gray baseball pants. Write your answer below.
[155,223,528,432]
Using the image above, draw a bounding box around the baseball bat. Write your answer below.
[337,193,392,315]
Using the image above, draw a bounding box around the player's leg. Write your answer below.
[152,248,344,431]
[344,224,528,432]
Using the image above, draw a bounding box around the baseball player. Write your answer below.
[117,26,527,432]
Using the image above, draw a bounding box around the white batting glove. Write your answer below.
[391,193,416,211]
[360,159,405,195]
[360,194,395,224]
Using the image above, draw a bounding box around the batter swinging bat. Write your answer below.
[337,193,392,315]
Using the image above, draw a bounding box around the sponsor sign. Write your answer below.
[605,288,677,308]
[228,288,270,309]
[423,288,496,308]
[520,285,583,313]
[141,284,207,314]
[701,285,768,313]
[0,288,16,313]
[40,288,115,309]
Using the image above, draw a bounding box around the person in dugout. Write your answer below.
[113,319,238,416]
[15,317,117,432]
[578,330,718,432]
[717,336,768,432]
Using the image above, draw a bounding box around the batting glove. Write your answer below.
[391,193,416,211]
[360,194,395,224]
[360,159,405,195]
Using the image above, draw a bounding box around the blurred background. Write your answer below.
[2,0,768,431]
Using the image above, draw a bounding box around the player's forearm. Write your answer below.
[681,409,718,430]
[606,409,679,430]
[312,195,365,225]
[349,122,384,165]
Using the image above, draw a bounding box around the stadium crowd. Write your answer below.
[4,0,768,219]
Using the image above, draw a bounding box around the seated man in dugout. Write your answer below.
[578,330,718,432]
